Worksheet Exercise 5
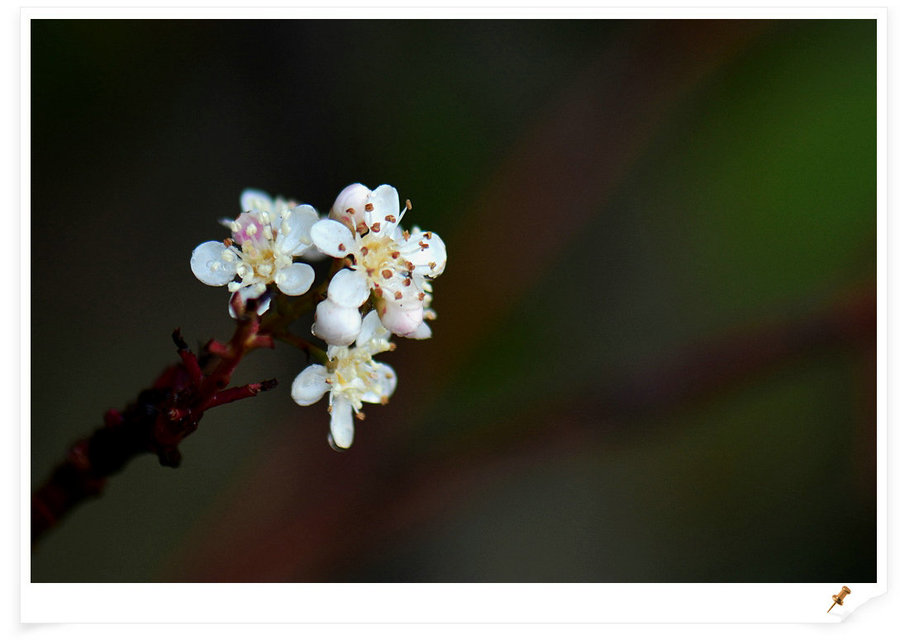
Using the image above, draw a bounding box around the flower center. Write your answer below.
[227,211,292,283]
[357,233,410,293]
[328,348,381,410]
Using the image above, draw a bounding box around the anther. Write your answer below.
[365,203,374,212]
[382,269,393,279]
[405,199,412,210]
[347,207,355,214]
[385,214,396,223]
[361,246,369,256]
[338,243,346,252]
[424,231,432,239]
[355,411,366,420]
[429,262,437,270]
[404,278,411,287]
[419,241,430,249]
[371,222,381,233]
[402,230,410,240]
[391,250,400,259]
[224,238,233,247]
[394,291,403,300]
[417,292,425,301]
[356,222,369,235]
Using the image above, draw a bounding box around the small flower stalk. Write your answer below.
[190,182,447,449]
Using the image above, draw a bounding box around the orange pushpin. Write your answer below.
[827,586,851,613]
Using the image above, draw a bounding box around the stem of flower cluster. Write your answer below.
[32,260,346,546]
[31,308,276,546]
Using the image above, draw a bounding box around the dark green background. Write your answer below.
[31,19,876,582]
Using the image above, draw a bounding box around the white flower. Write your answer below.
[310,184,446,341]
[291,312,397,450]
[190,189,320,311]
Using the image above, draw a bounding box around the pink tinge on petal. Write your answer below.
[233,212,266,246]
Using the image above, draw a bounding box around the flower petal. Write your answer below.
[277,204,319,255]
[240,189,273,213]
[310,219,355,258]
[330,183,372,229]
[228,287,271,318]
[312,299,362,346]
[275,262,316,296]
[329,397,355,450]
[365,184,400,233]
[298,244,328,261]
[407,321,432,340]
[291,364,331,406]
[328,268,370,308]
[361,363,398,404]
[379,298,424,337]
[356,310,391,349]
[191,241,237,286]
[401,230,447,277]
[275,262,315,296]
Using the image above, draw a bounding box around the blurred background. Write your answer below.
[30,19,876,582]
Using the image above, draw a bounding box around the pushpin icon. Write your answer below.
[827,586,851,613]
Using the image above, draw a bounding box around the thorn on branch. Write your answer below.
[171,328,189,352]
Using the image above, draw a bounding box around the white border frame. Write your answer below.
[18,5,888,625]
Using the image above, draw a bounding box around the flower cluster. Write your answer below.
[190,183,446,449]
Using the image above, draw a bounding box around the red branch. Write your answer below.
[31,309,276,546]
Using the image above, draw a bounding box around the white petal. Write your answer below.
[191,241,236,286]
[275,262,315,296]
[290,364,331,406]
[240,189,273,213]
[297,244,328,261]
[277,204,319,255]
[329,397,355,449]
[312,299,362,346]
[330,183,372,229]
[361,363,398,404]
[228,288,271,319]
[365,184,400,233]
[401,230,447,277]
[328,268,370,308]
[310,219,355,258]
[407,321,432,340]
[357,310,391,348]
[379,299,425,337]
